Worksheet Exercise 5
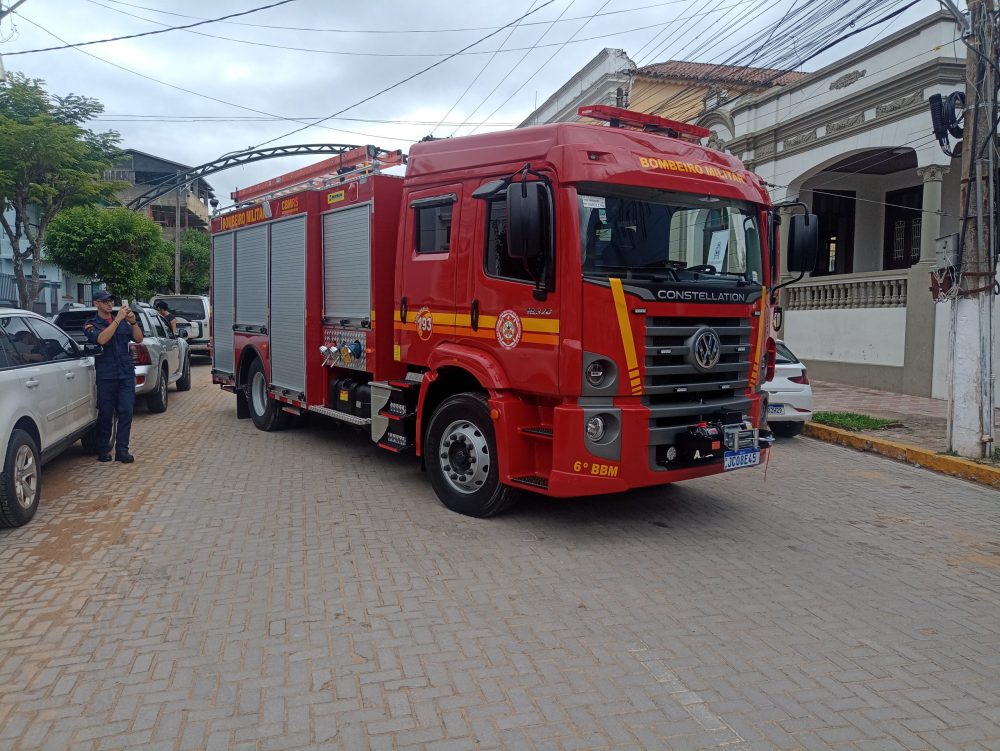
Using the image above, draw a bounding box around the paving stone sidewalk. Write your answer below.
[811,380,1000,456]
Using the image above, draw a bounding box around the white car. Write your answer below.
[0,308,102,528]
[763,341,813,437]
[150,295,210,357]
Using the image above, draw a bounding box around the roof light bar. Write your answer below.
[578,105,710,142]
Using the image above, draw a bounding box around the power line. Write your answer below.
[4,0,300,56]
[93,0,702,35]
[250,0,555,150]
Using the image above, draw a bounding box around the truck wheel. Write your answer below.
[176,355,192,392]
[146,366,169,413]
[425,393,518,518]
[0,429,41,528]
[246,358,289,431]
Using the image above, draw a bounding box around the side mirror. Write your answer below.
[81,343,103,356]
[786,213,819,273]
[506,181,552,260]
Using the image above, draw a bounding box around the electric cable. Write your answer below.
[3,0,300,55]
[249,0,555,149]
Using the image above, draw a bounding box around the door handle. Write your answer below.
[400,297,408,324]
[471,299,480,332]
[25,378,39,388]
[66,372,76,380]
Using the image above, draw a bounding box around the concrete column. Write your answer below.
[902,165,949,396]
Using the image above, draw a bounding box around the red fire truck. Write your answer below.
[210,106,817,517]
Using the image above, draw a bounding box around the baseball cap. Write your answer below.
[93,290,114,302]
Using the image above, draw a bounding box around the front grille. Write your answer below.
[643,316,754,459]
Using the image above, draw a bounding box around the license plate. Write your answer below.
[767,404,784,416]
[724,447,760,471]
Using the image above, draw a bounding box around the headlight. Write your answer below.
[585,415,606,442]
[585,360,606,387]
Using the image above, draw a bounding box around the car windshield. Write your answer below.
[155,297,206,319]
[578,184,763,284]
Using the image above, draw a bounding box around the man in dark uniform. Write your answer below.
[84,291,143,463]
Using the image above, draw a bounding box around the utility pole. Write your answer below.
[0,1,30,81]
[947,0,997,459]
[174,184,182,294]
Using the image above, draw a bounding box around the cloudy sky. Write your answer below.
[1,0,944,205]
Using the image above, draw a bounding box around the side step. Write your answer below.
[520,426,553,440]
[371,379,420,452]
[511,474,549,490]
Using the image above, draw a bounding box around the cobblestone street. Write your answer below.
[1,364,998,750]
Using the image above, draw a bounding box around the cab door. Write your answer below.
[395,185,463,365]
[453,181,561,395]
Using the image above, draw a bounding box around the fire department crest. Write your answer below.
[495,310,522,350]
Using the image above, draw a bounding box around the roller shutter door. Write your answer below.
[212,233,235,374]
[269,217,307,394]
[235,225,267,327]
[323,204,371,321]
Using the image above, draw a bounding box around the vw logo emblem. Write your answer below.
[690,328,721,371]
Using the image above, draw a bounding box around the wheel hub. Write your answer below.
[251,371,267,415]
[13,444,37,510]
[438,420,489,495]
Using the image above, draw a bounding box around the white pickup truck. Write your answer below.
[151,295,210,357]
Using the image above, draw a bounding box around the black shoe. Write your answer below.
[98,453,112,462]
[115,452,135,464]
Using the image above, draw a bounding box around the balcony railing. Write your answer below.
[785,270,908,310]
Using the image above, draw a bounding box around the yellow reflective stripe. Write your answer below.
[609,278,642,395]
[749,288,766,387]
[399,310,558,333]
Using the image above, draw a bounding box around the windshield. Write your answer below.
[578,185,763,284]
[154,297,206,320]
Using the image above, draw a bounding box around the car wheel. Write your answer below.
[246,358,289,431]
[176,355,192,391]
[425,393,518,518]
[771,421,804,437]
[0,429,41,528]
[146,366,169,413]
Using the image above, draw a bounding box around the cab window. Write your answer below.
[484,194,548,285]
[413,197,455,254]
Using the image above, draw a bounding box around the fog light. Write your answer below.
[585,360,606,387]
[585,415,606,442]
[665,445,678,462]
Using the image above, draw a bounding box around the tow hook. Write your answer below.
[757,429,776,448]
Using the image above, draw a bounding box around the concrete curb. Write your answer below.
[803,422,1000,490]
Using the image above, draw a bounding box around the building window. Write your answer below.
[883,186,923,270]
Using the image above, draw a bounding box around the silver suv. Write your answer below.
[0,308,102,528]
[150,295,210,357]
[54,303,192,413]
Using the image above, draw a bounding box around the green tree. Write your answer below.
[44,206,163,298]
[148,230,211,295]
[0,73,121,308]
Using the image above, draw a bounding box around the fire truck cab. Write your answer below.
[211,107,818,517]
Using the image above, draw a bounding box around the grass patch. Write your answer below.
[811,411,898,431]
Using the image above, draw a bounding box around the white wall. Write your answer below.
[931,279,1000,401]
[784,307,907,366]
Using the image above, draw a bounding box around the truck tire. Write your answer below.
[0,429,41,528]
[176,355,192,392]
[146,365,169,413]
[246,358,289,431]
[425,393,518,518]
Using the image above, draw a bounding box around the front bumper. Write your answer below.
[496,392,770,498]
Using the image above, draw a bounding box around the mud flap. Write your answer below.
[236,389,250,419]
